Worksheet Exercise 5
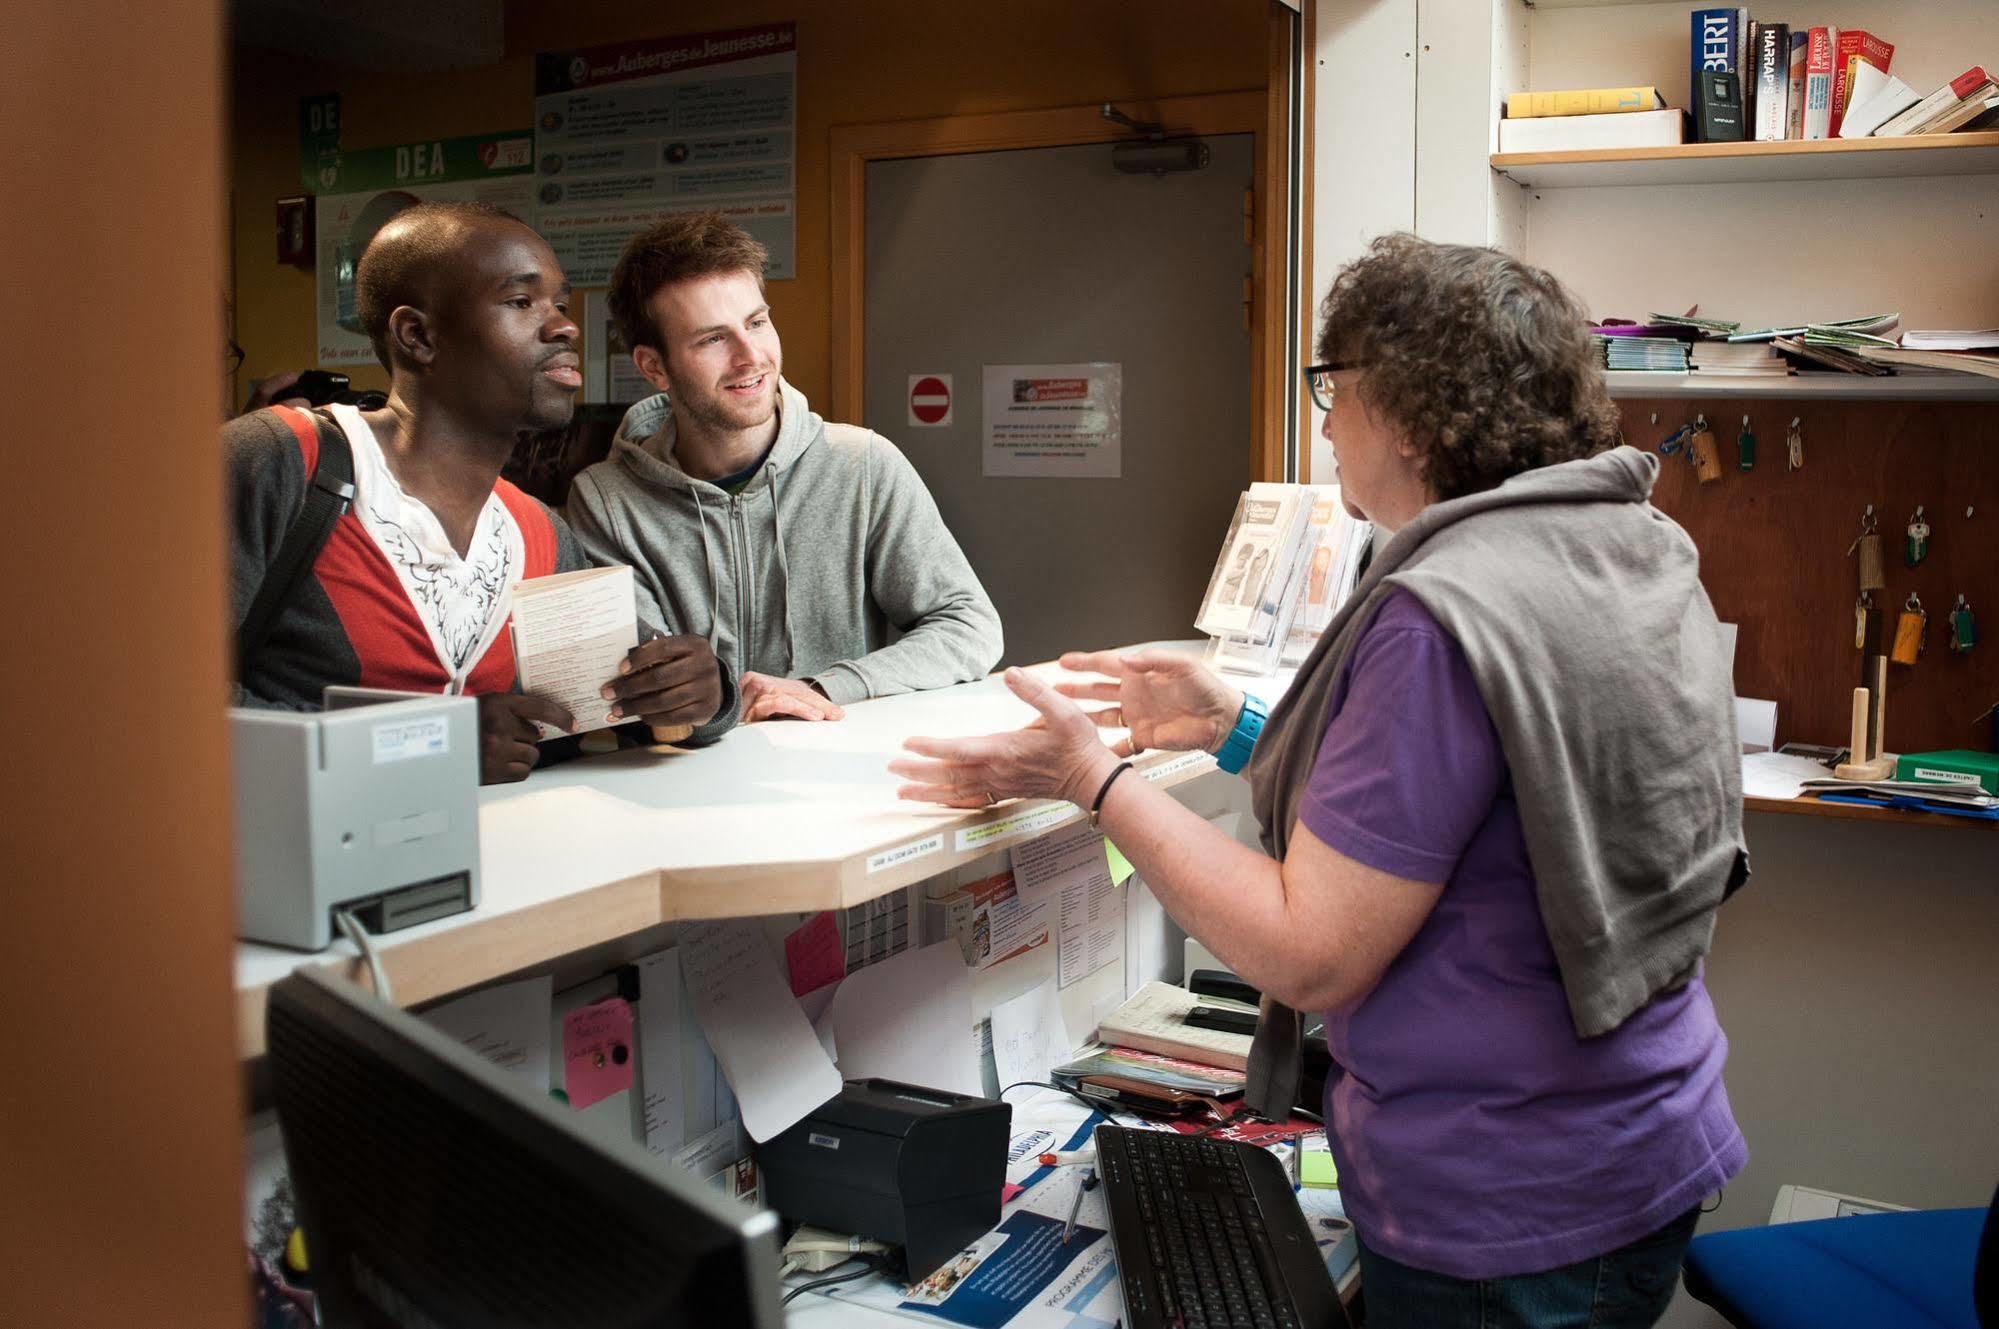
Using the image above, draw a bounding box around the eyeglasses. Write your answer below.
[1303,362,1358,412]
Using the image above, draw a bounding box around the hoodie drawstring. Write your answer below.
[768,464,799,674]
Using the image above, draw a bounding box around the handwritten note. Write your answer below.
[990,979,1072,1091]
[1014,822,1124,990]
[635,949,685,1155]
[826,939,982,1097]
[783,911,847,997]
[678,919,842,1142]
[421,974,552,1091]
[561,996,635,1111]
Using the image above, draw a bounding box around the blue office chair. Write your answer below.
[1683,1183,1998,1329]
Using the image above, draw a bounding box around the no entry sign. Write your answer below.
[907,374,953,427]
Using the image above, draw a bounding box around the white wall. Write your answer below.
[1519,0,1999,328]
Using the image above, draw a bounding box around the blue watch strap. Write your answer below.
[1214,693,1267,775]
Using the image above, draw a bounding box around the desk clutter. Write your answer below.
[246,874,1364,1326]
[1501,16,1995,151]
[1592,314,1999,384]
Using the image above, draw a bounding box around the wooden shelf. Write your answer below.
[1493,131,1999,188]
[1605,371,1999,401]
[1746,794,1997,829]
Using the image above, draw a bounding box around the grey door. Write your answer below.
[864,135,1253,666]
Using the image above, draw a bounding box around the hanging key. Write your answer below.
[1950,596,1977,653]
[1737,415,1756,471]
[1905,505,1930,567]
[1847,506,1884,592]
[1891,593,1928,666]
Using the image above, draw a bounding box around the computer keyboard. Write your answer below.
[1096,1123,1349,1329]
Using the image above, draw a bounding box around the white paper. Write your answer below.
[1736,696,1778,754]
[825,939,982,1097]
[990,980,1072,1091]
[510,565,642,737]
[1741,751,1833,801]
[1013,822,1124,991]
[677,919,843,1142]
[421,974,553,1091]
[980,362,1122,478]
[635,950,686,1156]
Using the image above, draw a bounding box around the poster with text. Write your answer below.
[533,23,797,286]
[981,364,1122,478]
[312,131,536,366]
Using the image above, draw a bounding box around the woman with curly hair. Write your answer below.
[895,234,1748,1328]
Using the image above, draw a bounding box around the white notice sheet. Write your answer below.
[421,974,553,1091]
[1013,822,1124,990]
[635,949,686,1156]
[677,919,842,1142]
[981,363,1122,478]
[989,979,1073,1091]
[508,565,641,737]
[825,939,982,1097]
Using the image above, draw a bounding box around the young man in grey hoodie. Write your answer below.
[566,212,1002,722]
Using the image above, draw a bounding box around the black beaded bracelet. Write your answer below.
[1089,761,1134,830]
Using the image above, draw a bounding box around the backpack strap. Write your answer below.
[236,409,355,680]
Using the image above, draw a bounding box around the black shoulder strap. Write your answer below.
[235,409,355,680]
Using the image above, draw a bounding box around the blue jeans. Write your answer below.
[1355,1206,1701,1329]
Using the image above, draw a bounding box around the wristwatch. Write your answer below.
[1213,693,1267,775]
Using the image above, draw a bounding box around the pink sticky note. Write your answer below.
[561,997,634,1111]
[1001,1182,1025,1205]
[784,911,847,998]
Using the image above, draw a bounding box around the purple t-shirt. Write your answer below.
[1297,589,1746,1280]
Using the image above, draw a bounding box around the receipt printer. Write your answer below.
[231,697,480,950]
[757,1078,1011,1280]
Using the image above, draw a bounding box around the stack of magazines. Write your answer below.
[1598,335,1691,372]
[1195,484,1371,676]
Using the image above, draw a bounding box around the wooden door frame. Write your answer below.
[830,86,1290,483]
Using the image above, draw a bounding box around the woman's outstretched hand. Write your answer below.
[1054,649,1244,758]
[891,667,1122,809]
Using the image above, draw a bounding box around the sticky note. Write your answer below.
[561,997,634,1111]
[1299,1150,1339,1189]
[784,910,847,997]
[1105,838,1136,886]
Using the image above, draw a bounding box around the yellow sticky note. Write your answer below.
[1299,1151,1339,1189]
[1105,838,1136,886]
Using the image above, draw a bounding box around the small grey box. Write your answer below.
[232,697,480,950]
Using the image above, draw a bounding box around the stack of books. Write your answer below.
[1853,331,1999,382]
[1871,67,1999,137]
[1689,341,1784,376]
[1498,86,1681,153]
[1599,336,1691,373]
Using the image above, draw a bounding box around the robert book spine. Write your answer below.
[1690,7,1743,139]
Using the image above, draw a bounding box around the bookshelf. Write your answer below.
[1494,131,1999,188]
[1605,371,1999,401]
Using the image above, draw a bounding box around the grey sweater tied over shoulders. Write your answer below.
[1248,445,1748,1041]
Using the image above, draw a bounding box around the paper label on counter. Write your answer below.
[1141,751,1211,783]
[955,803,1075,854]
[866,833,944,874]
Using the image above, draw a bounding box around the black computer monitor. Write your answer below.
[266,966,784,1328]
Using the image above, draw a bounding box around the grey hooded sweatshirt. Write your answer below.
[565,380,1002,705]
